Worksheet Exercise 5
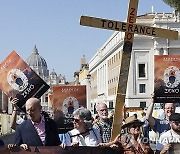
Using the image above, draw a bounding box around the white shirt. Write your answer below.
[16,118,24,125]
[65,128,101,146]
[157,129,180,152]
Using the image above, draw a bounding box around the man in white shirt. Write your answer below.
[158,113,180,154]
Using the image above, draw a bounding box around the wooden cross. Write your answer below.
[80,0,178,141]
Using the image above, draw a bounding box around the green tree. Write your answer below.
[163,0,180,11]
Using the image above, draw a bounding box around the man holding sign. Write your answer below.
[8,97,63,150]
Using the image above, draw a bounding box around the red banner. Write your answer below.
[51,85,86,131]
[0,51,50,111]
[154,55,180,103]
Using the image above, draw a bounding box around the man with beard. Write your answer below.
[93,102,112,143]
[146,99,176,150]
[158,113,180,154]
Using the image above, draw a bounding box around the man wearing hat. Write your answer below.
[121,114,144,129]
[157,113,180,154]
[98,115,154,154]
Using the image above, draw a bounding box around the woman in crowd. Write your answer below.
[63,107,102,146]
[99,114,154,154]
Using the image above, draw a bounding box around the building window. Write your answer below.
[140,102,146,109]
[45,95,48,102]
[138,64,145,78]
[109,101,114,109]
[139,84,146,93]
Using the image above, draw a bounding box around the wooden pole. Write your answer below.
[110,0,139,141]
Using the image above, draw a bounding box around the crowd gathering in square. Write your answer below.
[0,96,178,154]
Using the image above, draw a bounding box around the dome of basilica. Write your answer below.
[26,45,47,68]
[26,45,49,77]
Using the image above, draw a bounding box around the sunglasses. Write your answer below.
[172,121,180,126]
[73,118,80,123]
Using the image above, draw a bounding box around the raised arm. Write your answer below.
[10,98,19,130]
[146,98,155,127]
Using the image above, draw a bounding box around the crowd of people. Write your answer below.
[0,97,179,154]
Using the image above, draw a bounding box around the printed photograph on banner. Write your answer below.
[154,55,180,103]
[52,85,86,130]
[0,50,50,111]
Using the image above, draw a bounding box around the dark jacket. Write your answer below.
[14,113,61,146]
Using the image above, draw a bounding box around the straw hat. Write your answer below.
[122,115,144,129]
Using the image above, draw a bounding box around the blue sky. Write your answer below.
[0,0,173,81]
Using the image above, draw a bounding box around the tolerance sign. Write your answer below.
[79,0,179,141]
[80,16,178,40]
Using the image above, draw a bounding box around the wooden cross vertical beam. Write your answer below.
[111,0,139,141]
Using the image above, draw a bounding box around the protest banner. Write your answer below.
[52,85,86,132]
[0,50,50,111]
[0,146,119,154]
[154,55,180,103]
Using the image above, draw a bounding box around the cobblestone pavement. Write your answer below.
[0,133,15,145]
